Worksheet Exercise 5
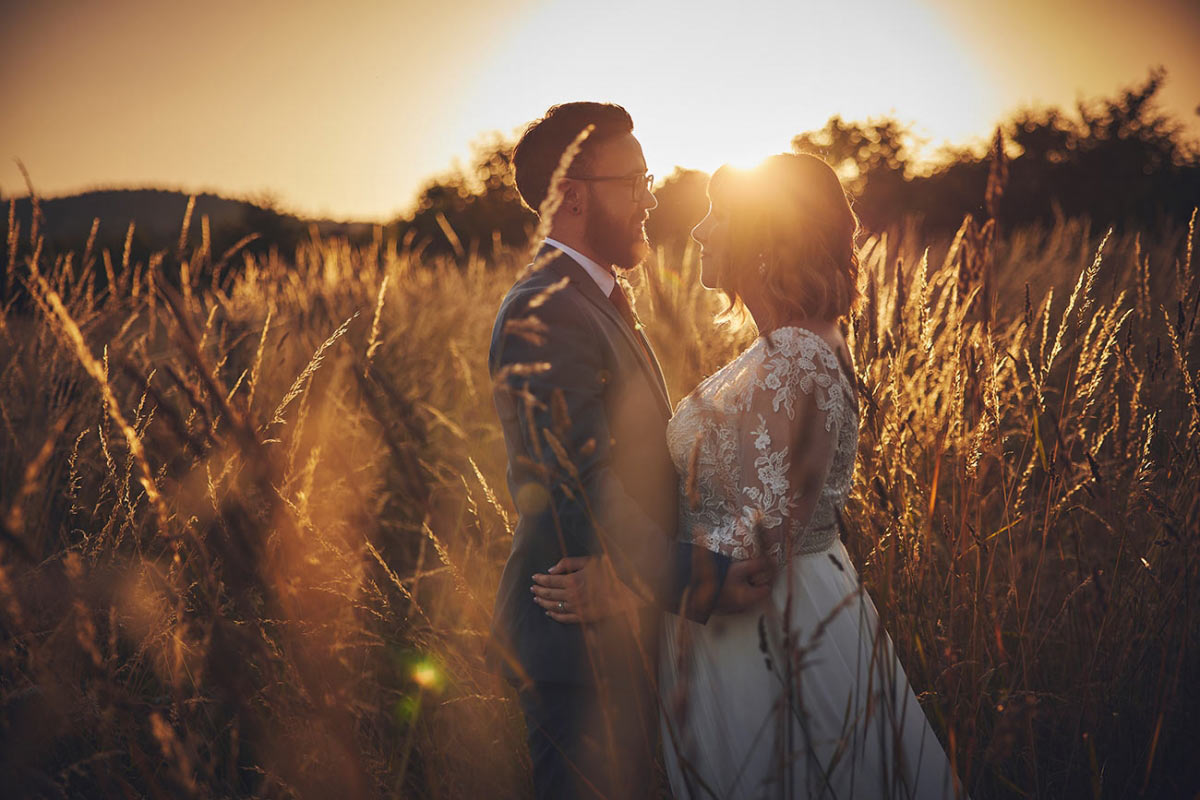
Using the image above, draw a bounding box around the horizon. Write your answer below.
[3,0,1198,223]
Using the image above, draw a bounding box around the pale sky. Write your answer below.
[2,0,1198,222]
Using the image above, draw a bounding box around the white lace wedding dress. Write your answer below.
[660,326,965,799]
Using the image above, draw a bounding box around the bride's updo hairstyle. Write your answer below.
[708,153,860,324]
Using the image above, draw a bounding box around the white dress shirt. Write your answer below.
[543,237,616,296]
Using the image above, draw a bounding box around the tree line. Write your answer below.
[397,70,1200,258]
[4,70,1196,282]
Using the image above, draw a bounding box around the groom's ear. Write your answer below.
[561,184,584,216]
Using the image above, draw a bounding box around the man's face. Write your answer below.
[579,133,658,270]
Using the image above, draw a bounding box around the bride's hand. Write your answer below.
[531,555,643,624]
[712,557,774,614]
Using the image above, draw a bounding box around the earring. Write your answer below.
[757,259,767,276]
[572,206,581,215]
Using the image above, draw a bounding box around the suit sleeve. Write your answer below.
[491,288,729,622]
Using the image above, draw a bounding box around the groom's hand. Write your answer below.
[531,555,644,624]
[712,557,774,614]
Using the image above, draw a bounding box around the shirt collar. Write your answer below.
[543,237,616,296]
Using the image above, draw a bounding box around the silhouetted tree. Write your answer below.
[645,168,710,254]
[996,67,1200,229]
[787,116,916,233]
[791,115,913,191]
[779,69,1200,237]
[393,137,536,259]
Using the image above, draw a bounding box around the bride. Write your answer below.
[538,153,966,799]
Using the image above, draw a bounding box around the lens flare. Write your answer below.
[412,659,442,691]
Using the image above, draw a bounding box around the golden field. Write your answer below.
[1,197,1197,798]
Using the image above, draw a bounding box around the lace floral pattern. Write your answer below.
[667,327,859,564]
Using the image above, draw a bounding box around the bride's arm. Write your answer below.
[730,340,847,561]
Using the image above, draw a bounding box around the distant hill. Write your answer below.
[2,188,377,267]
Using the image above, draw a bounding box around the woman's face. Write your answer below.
[691,200,730,290]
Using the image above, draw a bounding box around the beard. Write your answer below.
[583,204,649,269]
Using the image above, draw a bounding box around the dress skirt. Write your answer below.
[659,539,966,800]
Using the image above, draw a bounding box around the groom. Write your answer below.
[489,102,772,799]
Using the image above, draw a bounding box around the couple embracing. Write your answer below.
[488,102,966,800]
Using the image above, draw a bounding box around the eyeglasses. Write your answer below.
[569,171,654,201]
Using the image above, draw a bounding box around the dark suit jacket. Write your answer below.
[489,246,731,687]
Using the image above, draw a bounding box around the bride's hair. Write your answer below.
[708,153,861,325]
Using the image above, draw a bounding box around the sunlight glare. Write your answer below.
[464,0,1000,179]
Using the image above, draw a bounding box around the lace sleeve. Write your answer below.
[734,329,851,563]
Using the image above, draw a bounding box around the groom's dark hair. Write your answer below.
[512,102,634,213]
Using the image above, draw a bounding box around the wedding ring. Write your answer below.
[557,601,565,612]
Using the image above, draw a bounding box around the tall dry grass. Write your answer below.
[0,192,1197,798]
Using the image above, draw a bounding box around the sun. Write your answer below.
[467,0,999,180]
[666,139,777,178]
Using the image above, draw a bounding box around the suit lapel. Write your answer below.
[637,328,670,409]
[536,247,672,418]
